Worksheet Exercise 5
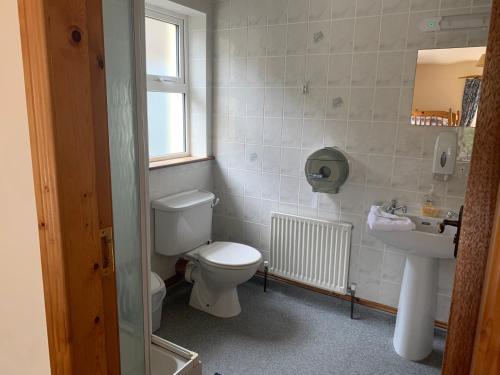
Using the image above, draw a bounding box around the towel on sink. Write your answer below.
[367,206,416,231]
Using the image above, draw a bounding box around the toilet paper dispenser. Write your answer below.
[305,147,349,194]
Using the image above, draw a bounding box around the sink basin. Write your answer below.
[368,214,456,361]
[368,215,456,258]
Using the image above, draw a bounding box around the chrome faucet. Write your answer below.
[382,199,407,215]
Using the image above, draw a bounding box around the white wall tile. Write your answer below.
[280,148,301,176]
[349,88,374,121]
[354,16,381,52]
[306,54,329,87]
[284,88,305,117]
[310,0,332,21]
[263,117,283,146]
[266,56,286,87]
[261,146,281,173]
[324,119,347,149]
[208,0,483,321]
[285,55,306,87]
[261,173,281,200]
[377,52,404,87]
[382,0,410,14]
[328,54,352,87]
[266,0,288,25]
[248,0,267,26]
[288,0,309,23]
[267,25,287,56]
[307,21,331,54]
[247,26,267,56]
[392,157,420,190]
[286,23,308,55]
[379,13,408,50]
[282,118,303,147]
[330,19,355,53]
[304,88,327,119]
[357,0,383,16]
[280,175,300,203]
[351,53,378,87]
[264,88,284,117]
[332,0,356,19]
[302,119,324,148]
[326,87,350,119]
[366,155,393,187]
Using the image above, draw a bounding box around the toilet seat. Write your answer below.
[197,241,262,270]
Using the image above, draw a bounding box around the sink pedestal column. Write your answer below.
[393,254,438,360]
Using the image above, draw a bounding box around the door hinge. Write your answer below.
[99,226,115,276]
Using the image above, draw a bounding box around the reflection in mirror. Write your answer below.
[411,47,486,161]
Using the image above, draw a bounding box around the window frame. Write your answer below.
[145,6,190,162]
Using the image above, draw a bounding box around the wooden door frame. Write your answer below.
[470,185,500,374]
[442,1,500,373]
[17,0,120,373]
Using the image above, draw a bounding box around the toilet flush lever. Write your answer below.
[211,197,220,208]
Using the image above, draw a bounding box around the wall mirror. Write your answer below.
[411,46,486,161]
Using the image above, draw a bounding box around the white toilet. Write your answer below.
[152,190,262,318]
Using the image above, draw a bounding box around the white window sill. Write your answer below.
[149,155,214,170]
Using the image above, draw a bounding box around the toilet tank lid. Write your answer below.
[152,189,215,212]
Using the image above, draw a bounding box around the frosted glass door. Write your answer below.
[102,1,146,374]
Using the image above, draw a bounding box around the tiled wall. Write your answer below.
[210,0,490,322]
[190,14,212,156]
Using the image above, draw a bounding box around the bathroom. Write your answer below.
[116,0,491,373]
[4,0,496,374]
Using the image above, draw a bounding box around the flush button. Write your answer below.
[440,151,447,168]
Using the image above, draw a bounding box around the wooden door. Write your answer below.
[442,1,500,373]
[17,0,120,374]
[470,185,500,374]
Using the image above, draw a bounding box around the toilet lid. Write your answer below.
[198,242,262,269]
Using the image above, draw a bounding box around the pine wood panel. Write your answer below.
[471,186,500,374]
[17,1,73,372]
[17,0,120,373]
[442,1,500,373]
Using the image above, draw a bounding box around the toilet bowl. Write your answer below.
[152,190,262,318]
[185,242,262,318]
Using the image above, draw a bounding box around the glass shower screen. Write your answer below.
[102,0,147,374]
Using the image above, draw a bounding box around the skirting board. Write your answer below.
[256,271,448,331]
[164,271,448,330]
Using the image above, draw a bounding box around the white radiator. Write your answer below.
[270,212,352,294]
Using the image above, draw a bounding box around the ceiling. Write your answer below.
[417,47,487,65]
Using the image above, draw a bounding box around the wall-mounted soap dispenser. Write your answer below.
[433,131,457,181]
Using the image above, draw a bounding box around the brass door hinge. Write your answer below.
[99,226,115,276]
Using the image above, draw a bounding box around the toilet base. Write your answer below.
[189,281,241,318]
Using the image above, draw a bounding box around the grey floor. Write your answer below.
[156,278,445,375]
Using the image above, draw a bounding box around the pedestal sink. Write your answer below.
[368,215,456,361]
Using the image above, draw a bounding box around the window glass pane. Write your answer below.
[147,91,185,158]
[145,17,178,77]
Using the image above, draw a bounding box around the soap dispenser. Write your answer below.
[432,131,457,181]
[421,185,440,217]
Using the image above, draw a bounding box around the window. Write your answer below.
[145,8,188,161]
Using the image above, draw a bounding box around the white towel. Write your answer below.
[367,206,416,231]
